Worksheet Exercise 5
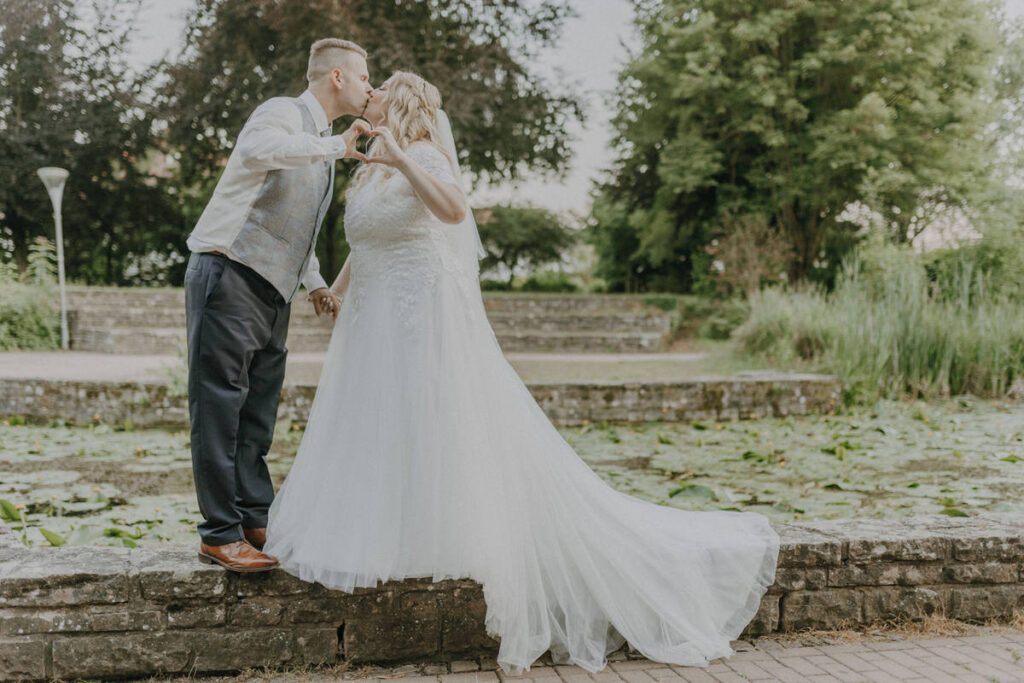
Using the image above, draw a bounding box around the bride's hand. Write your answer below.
[341,119,373,162]
[365,126,408,168]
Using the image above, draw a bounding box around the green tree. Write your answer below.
[161,0,584,281]
[476,204,577,286]
[0,0,181,284]
[591,0,1017,292]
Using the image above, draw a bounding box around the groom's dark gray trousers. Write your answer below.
[183,251,290,546]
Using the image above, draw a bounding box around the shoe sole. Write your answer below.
[197,552,279,573]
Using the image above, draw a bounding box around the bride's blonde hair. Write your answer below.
[348,71,450,192]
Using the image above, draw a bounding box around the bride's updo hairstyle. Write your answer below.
[348,70,452,192]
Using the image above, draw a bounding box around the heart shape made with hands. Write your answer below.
[342,119,374,162]
[342,121,402,166]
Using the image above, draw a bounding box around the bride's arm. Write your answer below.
[367,129,466,224]
[394,154,466,224]
[329,253,352,298]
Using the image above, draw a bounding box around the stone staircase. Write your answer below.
[64,287,674,354]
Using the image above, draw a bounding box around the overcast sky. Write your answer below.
[128,0,1024,220]
[128,0,633,220]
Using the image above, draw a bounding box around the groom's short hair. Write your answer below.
[307,38,367,83]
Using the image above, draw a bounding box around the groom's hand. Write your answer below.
[308,287,342,320]
[341,119,373,162]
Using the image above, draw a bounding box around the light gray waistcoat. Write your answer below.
[228,98,334,304]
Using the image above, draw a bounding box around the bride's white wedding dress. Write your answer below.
[264,140,780,675]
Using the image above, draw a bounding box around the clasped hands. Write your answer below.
[308,288,342,319]
[340,119,406,167]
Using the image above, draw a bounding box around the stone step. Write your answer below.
[66,287,675,316]
[70,326,671,355]
[494,330,668,353]
[65,287,675,353]
[67,306,671,334]
[66,287,185,307]
[480,293,673,315]
[487,311,671,333]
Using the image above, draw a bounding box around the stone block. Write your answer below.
[441,611,500,656]
[227,597,284,626]
[0,547,132,607]
[800,518,950,562]
[437,585,496,656]
[828,562,944,587]
[774,524,843,567]
[942,562,1019,584]
[344,616,442,661]
[284,595,351,624]
[862,586,945,622]
[772,567,828,591]
[129,547,228,601]
[0,636,46,681]
[50,627,337,679]
[740,594,779,637]
[0,606,162,635]
[779,589,862,631]
[166,601,225,628]
[948,585,1024,621]
[0,522,27,567]
[234,568,317,597]
[950,534,1024,562]
[399,589,445,621]
[191,627,337,670]
[52,631,194,679]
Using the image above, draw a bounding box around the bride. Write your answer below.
[264,71,780,675]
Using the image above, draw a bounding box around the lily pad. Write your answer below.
[668,482,717,501]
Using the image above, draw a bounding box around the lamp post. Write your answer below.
[36,167,70,350]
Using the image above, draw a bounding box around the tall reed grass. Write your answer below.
[735,241,1024,400]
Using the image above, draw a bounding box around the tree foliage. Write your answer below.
[0,0,181,284]
[476,204,577,285]
[161,0,584,279]
[590,0,1020,293]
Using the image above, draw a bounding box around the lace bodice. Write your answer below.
[342,141,464,329]
[344,141,457,250]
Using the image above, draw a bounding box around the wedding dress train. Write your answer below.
[264,141,780,674]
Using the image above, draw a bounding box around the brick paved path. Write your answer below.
[183,628,1024,683]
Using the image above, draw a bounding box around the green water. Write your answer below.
[2,398,1021,548]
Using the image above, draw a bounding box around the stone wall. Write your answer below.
[2,514,1023,681]
[0,373,840,428]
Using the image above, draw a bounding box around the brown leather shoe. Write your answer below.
[242,527,267,551]
[198,540,278,573]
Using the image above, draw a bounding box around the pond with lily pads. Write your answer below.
[1,398,1022,548]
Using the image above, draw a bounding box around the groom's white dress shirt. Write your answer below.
[187,89,349,293]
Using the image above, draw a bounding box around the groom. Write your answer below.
[183,38,373,571]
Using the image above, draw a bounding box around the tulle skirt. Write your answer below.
[264,243,780,674]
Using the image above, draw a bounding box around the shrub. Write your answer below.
[518,271,579,293]
[697,299,751,340]
[0,237,60,350]
[480,279,513,291]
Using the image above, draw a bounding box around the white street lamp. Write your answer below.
[36,167,70,350]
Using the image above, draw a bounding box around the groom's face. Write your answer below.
[334,53,373,119]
